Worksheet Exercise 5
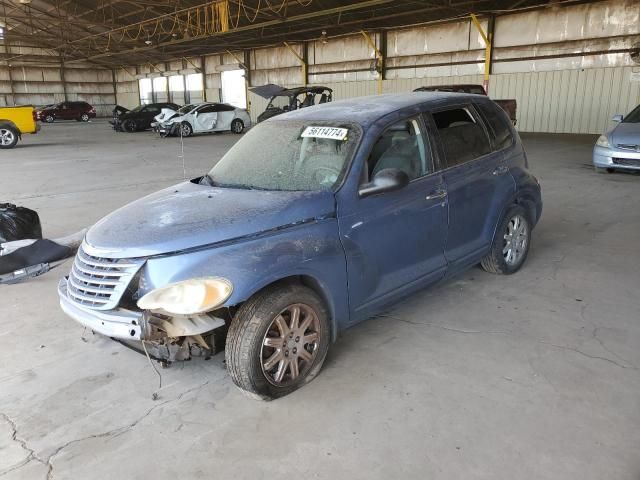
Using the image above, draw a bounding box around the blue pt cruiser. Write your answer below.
[59,93,542,399]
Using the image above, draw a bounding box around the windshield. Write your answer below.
[206,121,360,191]
[623,104,640,123]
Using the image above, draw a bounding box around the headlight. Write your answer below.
[137,277,233,315]
[596,135,611,148]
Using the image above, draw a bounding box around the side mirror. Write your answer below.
[194,111,199,117]
[612,114,623,123]
[359,168,410,198]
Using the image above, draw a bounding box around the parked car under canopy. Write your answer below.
[250,84,333,123]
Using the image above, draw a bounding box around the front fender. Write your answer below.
[141,219,349,339]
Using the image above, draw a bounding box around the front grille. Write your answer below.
[67,244,144,310]
[612,158,640,167]
[616,144,640,152]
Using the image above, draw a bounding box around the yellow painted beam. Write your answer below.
[360,30,383,94]
[470,14,492,88]
[284,42,307,86]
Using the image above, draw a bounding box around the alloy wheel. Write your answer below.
[260,303,321,387]
[0,129,15,146]
[503,214,528,266]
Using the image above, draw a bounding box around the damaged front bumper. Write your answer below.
[58,277,146,340]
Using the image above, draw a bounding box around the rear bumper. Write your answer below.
[58,277,146,340]
[593,145,640,170]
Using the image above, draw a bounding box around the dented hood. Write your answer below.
[85,181,335,258]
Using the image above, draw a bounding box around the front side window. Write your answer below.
[476,101,513,151]
[206,121,360,191]
[366,118,431,182]
[432,107,491,168]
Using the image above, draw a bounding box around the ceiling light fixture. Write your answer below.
[320,30,328,44]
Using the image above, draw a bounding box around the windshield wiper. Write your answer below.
[201,175,268,190]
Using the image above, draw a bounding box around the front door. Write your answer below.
[192,104,218,132]
[429,105,514,269]
[338,116,448,323]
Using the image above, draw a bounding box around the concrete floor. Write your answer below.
[1,120,639,480]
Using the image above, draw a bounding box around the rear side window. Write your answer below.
[476,101,513,151]
[432,107,491,167]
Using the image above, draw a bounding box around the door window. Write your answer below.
[197,104,218,114]
[475,101,513,151]
[366,118,431,182]
[432,107,491,168]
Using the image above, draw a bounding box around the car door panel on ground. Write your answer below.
[338,116,448,324]
[428,104,515,271]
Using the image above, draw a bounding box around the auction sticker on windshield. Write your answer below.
[301,126,348,140]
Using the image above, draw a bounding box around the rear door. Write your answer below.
[215,104,237,130]
[339,116,448,323]
[428,104,514,270]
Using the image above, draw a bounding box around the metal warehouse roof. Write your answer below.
[0,0,599,68]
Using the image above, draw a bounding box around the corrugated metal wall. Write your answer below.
[117,0,640,133]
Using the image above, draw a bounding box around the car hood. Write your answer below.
[85,181,336,258]
[610,122,640,146]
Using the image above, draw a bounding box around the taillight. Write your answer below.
[32,110,37,122]
[90,108,96,113]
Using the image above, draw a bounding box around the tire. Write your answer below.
[80,113,90,122]
[180,122,192,137]
[44,115,55,123]
[231,119,244,134]
[0,125,19,149]
[123,119,137,132]
[595,167,614,174]
[481,205,531,275]
[226,284,330,400]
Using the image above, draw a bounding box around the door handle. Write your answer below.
[493,165,509,175]
[426,188,447,200]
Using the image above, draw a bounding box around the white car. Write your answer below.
[158,102,251,137]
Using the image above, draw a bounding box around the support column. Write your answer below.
[471,14,493,94]
[61,61,68,101]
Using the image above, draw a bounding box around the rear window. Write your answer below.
[432,107,491,167]
[476,101,513,150]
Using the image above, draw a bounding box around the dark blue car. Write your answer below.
[58,92,542,399]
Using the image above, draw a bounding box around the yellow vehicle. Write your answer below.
[0,106,39,149]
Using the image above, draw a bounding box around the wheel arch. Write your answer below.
[230,274,339,342]
[0,119,21,136]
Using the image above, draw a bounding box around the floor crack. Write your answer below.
[1,380,211,480]
[0,412,49,477]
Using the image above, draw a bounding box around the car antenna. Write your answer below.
[178,121,186,180]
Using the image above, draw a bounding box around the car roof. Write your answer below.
[270,92,485,128]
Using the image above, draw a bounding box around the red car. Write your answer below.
[36,101,96,123]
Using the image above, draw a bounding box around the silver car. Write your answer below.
[593,104,640,173]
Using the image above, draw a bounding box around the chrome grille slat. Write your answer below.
[66,243,144,310]
[66,288,110,304]
[73,261,128,277]
[616,144,639,151]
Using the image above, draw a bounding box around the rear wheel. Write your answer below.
[225,284,330,400]
[481,205,531,275]
[44,115,55,123]
[80,113,90,122]
[231,119,244,134]
[0,126,19,149]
